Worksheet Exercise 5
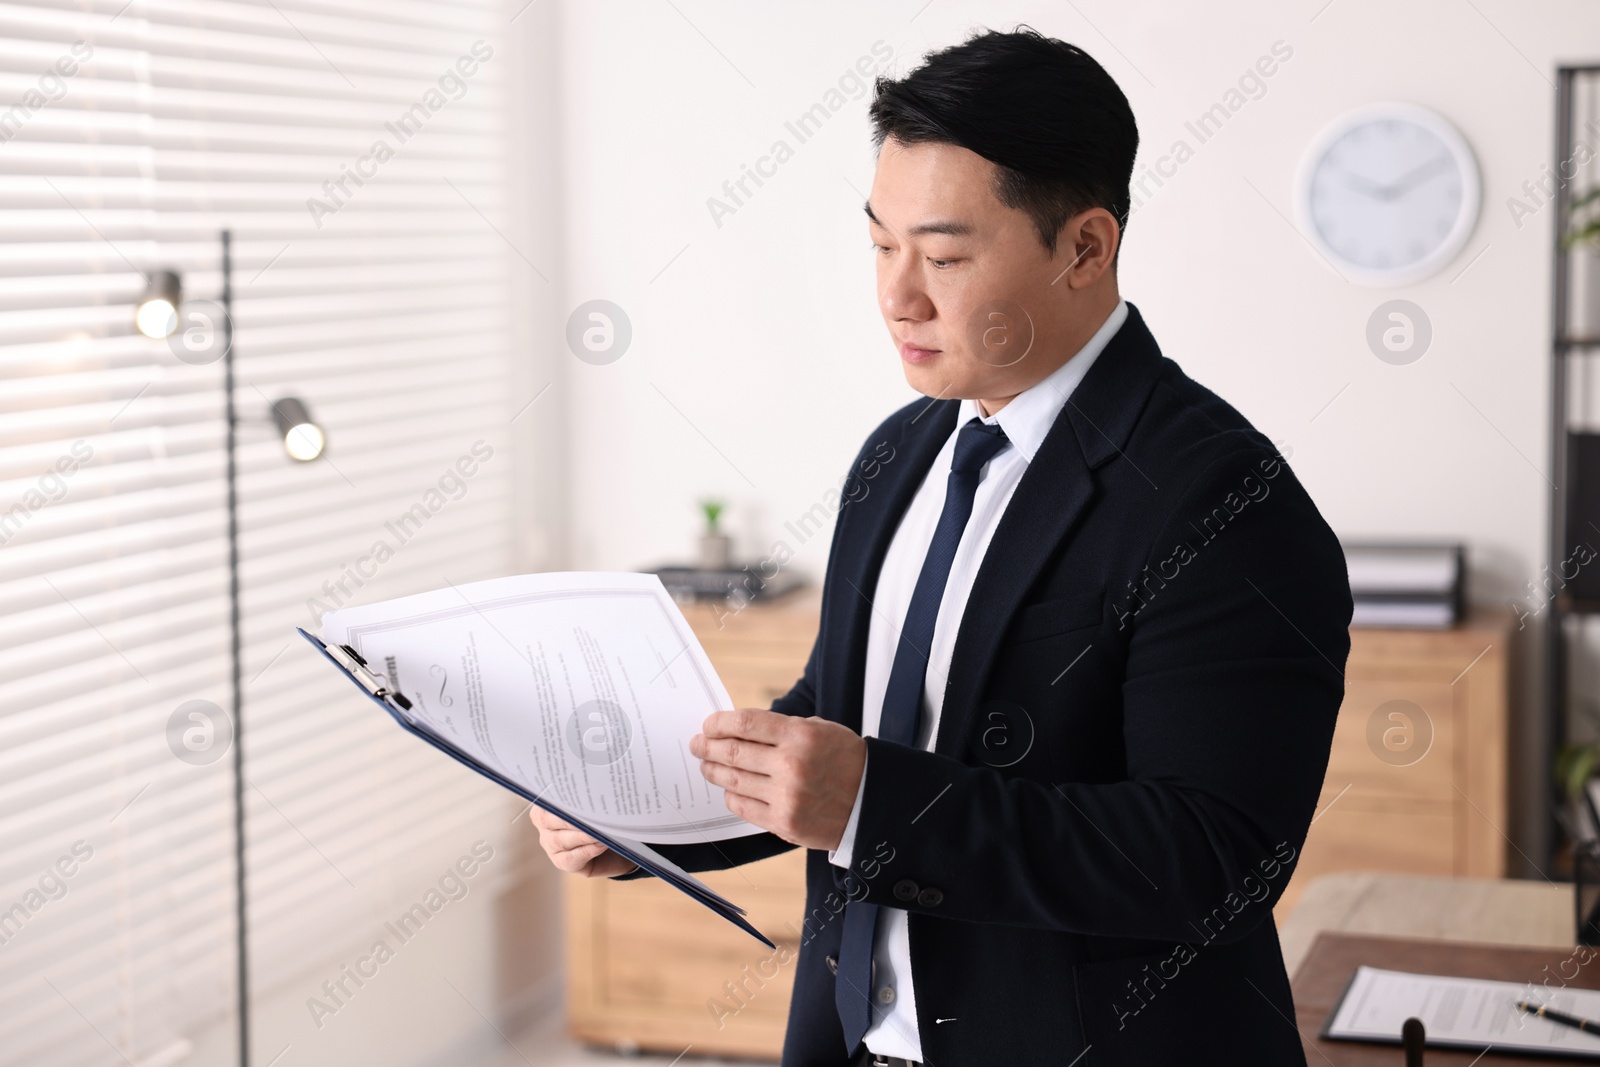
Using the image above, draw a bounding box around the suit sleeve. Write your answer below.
[841,445,1352,941]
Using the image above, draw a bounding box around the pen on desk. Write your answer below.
[1402,1016,1425,1067]
[1516,999,1600,1035]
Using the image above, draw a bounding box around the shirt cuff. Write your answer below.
[827,750,868,870]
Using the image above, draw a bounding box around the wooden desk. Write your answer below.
[1282,872,1582,1065]
[1279,871,1573,977]
[1293,934,1600,1065]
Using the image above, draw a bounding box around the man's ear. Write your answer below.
[1053,208,1119,289]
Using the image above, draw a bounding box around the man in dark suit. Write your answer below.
[533,28,1350,1066]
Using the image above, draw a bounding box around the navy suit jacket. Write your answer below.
[641,303,1351,1065]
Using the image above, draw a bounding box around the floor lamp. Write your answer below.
[134,231,326,1067]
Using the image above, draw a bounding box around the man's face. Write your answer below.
[867,137,1099,404]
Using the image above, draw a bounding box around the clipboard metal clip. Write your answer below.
[317,634,414,713]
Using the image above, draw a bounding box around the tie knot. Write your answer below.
[951,418,1009,474]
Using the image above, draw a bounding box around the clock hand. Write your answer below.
[1337,169,1391,198]
[1378,154,1453,199]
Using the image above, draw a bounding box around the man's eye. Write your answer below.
[929,257,958,269]
[869,242,891,254]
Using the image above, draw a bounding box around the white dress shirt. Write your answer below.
[827,299,1128,1060]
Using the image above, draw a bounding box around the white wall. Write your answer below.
[547,0,1592,873]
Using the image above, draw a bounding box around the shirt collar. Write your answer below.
[958,299,1128,464]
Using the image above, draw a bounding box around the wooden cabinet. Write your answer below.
[564,597,1511,1058]
[1279,615,1510,916]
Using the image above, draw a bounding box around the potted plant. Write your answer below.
[698,498,731,571]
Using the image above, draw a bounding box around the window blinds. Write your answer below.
[0,1,520,1063]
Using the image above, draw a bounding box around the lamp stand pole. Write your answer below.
[221,228,251,1067]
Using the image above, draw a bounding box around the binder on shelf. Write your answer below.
[1342,541,1464,629]
[296,627,775,948]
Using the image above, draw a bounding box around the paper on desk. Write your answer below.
[1325,965,1600,1058]
[322,572,762,846]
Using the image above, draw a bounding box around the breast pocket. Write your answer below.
[1006,594,1103,644]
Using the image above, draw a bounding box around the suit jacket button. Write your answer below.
[825,954,838,976]
[917,887,944,907]
[893,879,919,902]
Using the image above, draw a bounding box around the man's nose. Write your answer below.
[881,261,932,322]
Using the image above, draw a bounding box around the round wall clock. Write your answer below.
[1294,102,1480,287]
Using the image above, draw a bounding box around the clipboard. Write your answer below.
[296,627,774,948]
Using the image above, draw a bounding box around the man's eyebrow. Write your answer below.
[863,201,973,238]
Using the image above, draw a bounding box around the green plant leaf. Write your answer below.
[1563,189,1600,248]
[1559,743,1600,800]
[1563,220,1600,249]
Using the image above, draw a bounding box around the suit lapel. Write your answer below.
[826,395,957,736]
[933,302,1165,758]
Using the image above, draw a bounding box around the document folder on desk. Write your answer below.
[297,571,774,948]
[1323,965,1600,1058]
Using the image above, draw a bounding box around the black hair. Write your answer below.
[868,27,1138,256]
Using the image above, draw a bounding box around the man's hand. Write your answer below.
[690,709,866,850]
[527,806,638,878]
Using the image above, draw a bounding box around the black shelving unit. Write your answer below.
[1547,66,1600,870]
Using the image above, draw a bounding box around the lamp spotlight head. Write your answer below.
[134,270,182,339]
[270,396,326,462]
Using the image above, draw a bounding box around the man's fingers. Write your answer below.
[702,707,789,744]
[526,804,637,879]
[700,758,773,799]
[528,806,571,833]
[721,788,774,831]
[559,840,608,862]
[550,840,610,873]
[691,734,781,772]
[543,827,604,853]
[585,851,640,879]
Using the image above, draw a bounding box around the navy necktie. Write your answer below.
[835,417,1011,1053]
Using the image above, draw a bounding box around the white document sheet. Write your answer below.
[1325,965,1600,1058]
[321,572,761,845]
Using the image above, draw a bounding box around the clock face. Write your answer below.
[1296,104,1480,286]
